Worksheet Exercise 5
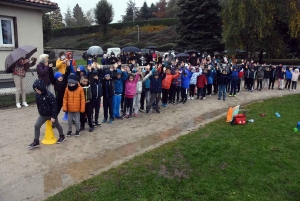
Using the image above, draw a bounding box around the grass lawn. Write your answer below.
[47,94,300,201]
[76,59,87,66]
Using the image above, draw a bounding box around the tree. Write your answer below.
[122,0,138,22]
[221,0,300,59]
[64,6,75,27]
[86,8,95,25]
[42,14,52,44]
[94,0,114,36]
[139,1,151,20]
[73,4,89,26]
[166,0,180,18]
[153,0,167,18]
[177,0,224,53]
[149,3,158,19]
[48,8,64,29]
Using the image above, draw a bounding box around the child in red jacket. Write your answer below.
[196,70,208,100]
[161,66,179,107]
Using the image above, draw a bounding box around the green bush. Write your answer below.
[52,18,179,37]
[157,43,176,51]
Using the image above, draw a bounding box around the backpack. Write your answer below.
[231,113,247,125]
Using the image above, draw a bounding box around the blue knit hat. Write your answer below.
[54,72,63,80]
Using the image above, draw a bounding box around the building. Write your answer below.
[0,0,58,71]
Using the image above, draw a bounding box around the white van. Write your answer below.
[107,47,121,56]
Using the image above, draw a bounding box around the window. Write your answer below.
[0,17,15,47]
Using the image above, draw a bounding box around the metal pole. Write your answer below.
[137,25,139,42]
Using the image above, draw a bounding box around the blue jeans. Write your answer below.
[113,95,122,118]
[218,85,226,100]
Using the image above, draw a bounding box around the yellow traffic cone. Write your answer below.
[42,120,57,145]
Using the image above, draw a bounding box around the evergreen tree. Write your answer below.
[48,8,64,29]
[177,0,223,53]
[94,0,114,36]
[149,3,158,19]
[139,1,151,20]
[166,0,180,18]
[122,0,138,22]
[73,4,89,26]
[42,14,52,44]
[64,6,75,27]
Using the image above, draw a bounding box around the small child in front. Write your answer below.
[28,79,65,148]
[63,74,85,137]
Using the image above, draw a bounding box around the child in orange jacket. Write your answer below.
[161,66,179,107]
[63,74,85,137]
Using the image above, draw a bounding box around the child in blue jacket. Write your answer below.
[229,66,239,97]
[181,69,193,104]
[112,68,128,119]
[285,66,293,90]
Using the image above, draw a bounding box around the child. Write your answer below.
[102,72,115,124]
[278,68,285,90]
[171,68,182,104]
[133,68,152,116]
[229,66,239,97]
[291,68,299,91]
[79,75,94,132]
[196,69,207,100]
[269,65,276,89]
[53,72,67,115]
[189,67,201,99]
[247,67,256,92]
[161,66,180,107]
[181,69,193,104]
[112,67,128,119]
[147,68,165,113]
[218,69,228,101]
[285,67,293,90]
[140,66,151,111]
[206,65,215,96]
[63,74,85,137]
[256,66,264,91]
[124,72,140,119]
[29,79,65,148]
[263,66,271,89]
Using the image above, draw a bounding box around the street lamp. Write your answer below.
[137,25,140,42]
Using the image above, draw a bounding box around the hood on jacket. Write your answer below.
[66,52,73,59]
[78,65,87,75]
[33,79,47,94]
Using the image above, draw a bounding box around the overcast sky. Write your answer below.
[54,0,156,23]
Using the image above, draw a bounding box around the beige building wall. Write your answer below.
[0,4,43,71]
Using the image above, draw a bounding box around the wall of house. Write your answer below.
[0,4,43,71]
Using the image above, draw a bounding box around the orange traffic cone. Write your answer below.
[42,120,57,145]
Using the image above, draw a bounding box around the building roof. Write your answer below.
[21,0,58,7]
[0,0,58,12]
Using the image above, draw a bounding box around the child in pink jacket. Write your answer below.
[123,72,140,119]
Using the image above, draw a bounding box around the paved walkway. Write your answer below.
[0,86,298,201]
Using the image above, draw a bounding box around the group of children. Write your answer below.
[28,57,299,148]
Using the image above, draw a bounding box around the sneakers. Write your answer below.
[28,139,40,148]
[16,103,21,108]
[80,127,85,131]
[56,135,65,144]
[75,130,80,137]
[139,109,145,113]
[146,109,150,113]
[22,102,29,107]
[128,115,132,119]
[108,118,114,124]
[156,109,160,113]
[102,118,107,123]
[229,94,232,97]
[66,131,72,137]
[293,89,296,91]
[95,122,101,126]
[234,95,236,97]
[191,97,194,100]
[188,97,191,100]
[183,100,187,104]
[134,114,138,117]
[218,98,221,100]
[162,103,167,107]
[89,127,94,132]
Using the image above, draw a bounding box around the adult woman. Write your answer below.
[12,57,37,108]
[37,54,55,94]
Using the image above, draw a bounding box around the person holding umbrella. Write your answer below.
[13,57,37,108]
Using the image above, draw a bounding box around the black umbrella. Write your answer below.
[185,49,198,54]
[175,53,190,58]
[5,45,37,73]
[147,46,156,50]
[122,46,141,53]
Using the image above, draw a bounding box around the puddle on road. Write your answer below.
[44,108,228,195]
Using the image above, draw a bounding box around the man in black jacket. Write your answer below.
[28,79,65,148]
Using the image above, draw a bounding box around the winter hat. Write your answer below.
[92,70,98,76]
[104,73,111,77]
[116,69,122,74]
[68,74,78,84]
[54,72,63,80]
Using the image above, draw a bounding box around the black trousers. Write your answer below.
[91,98,101,124]
[285,79,291,89]
[140,90,145,109]
[171,85,181,102]
[247,78,254,90]
[237,78,241,92]
[80,102,93,128]
[169,85,174,102]
[162,88,169,104]
[269,77,275,89]
[56,98,63,115]
[256,79,262,89]
[181,87,188,101]
[103,96,113,119]
[125,97,134,115]
[197,87,206,98]
[189,84,196,97]
[207,84,212,95]
[213,79,218,93]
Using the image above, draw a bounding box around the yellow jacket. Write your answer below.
[56,59,67,74]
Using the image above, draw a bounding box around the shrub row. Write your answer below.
[52,18,179,37]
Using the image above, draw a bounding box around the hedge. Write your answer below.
[52,18,179,37]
